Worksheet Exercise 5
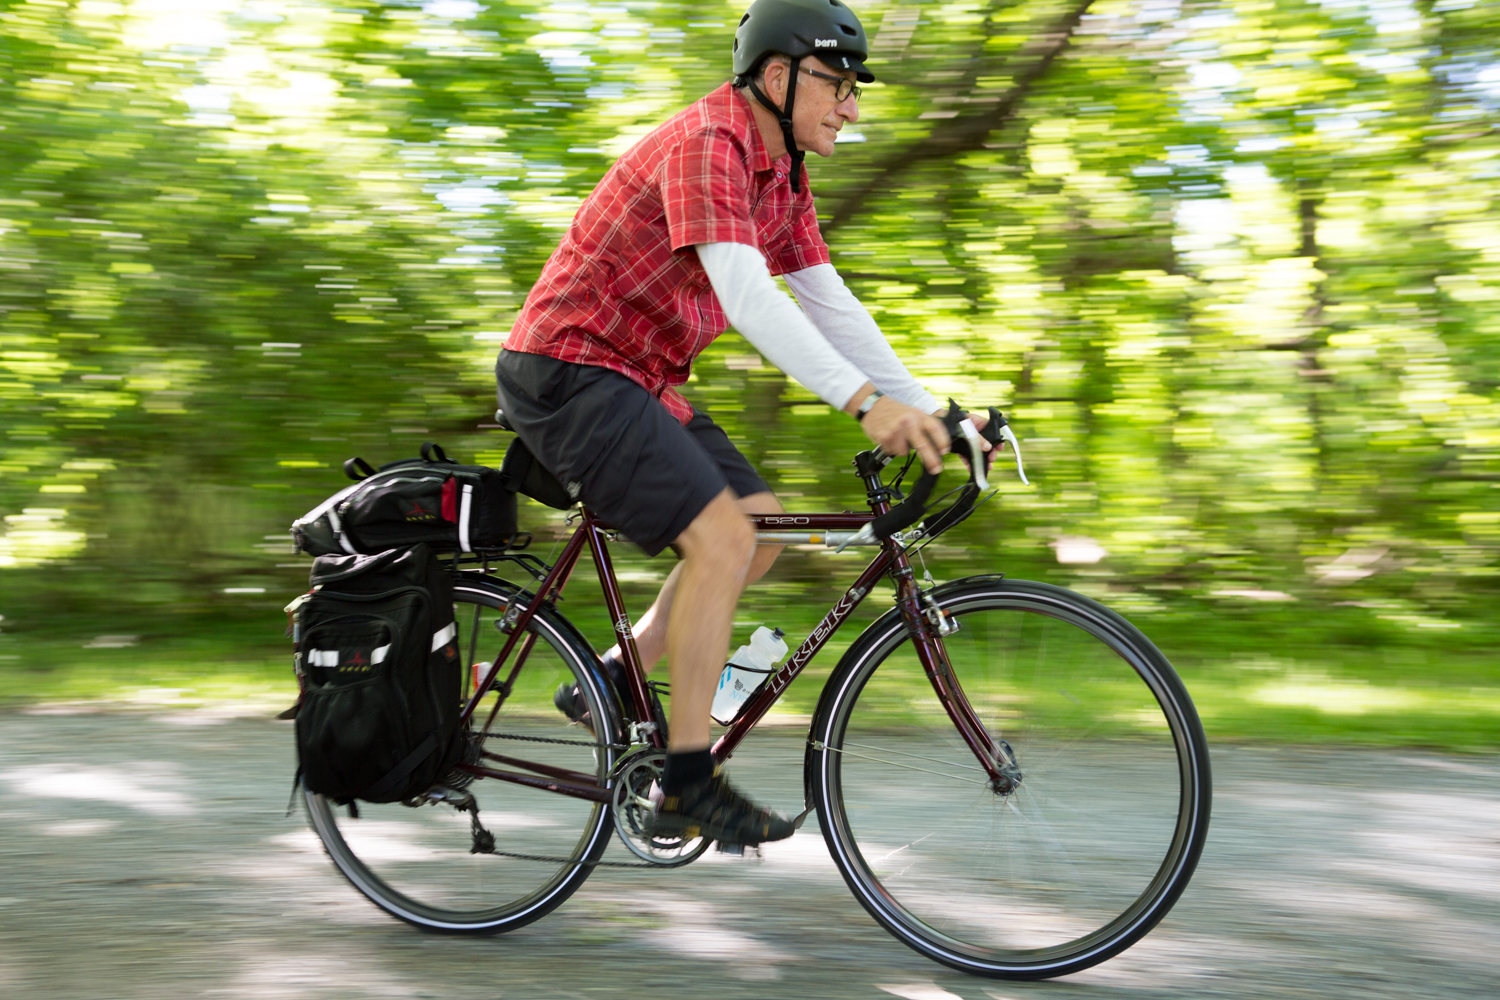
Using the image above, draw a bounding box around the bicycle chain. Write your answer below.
[475,730,631,751]
[476,848,677,869]
[462,740,697,868]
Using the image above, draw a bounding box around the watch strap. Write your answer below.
[855,388,885,422]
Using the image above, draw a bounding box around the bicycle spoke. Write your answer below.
[814,740,992,786]
[465,601,481,699]
[836,739,989,773]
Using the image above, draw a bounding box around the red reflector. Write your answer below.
[441,476,457,522]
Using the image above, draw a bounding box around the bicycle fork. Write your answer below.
[891,556,1019,794]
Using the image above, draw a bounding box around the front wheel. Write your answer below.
[810,578,1211,979]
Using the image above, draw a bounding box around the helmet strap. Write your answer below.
[746,56,805,194]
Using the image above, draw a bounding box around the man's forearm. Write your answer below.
[696,242,869,410]
[783,263,940,414]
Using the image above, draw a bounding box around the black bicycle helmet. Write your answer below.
[731,0,873,191]
[732,0,873,84]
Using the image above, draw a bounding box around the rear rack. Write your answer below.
[446,546,551,582]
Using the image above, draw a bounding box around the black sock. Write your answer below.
[662,749,713,794]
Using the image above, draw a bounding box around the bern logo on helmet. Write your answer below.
[815,38,837,47]
[841,56,850,67]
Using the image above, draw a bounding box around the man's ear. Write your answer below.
[762,58,788,104]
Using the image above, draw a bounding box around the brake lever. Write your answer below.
[941,399,991,491]
[839,402,1021,555]
[976,407,1030,486]
[958,417,989,491]
[998,423,1029,485]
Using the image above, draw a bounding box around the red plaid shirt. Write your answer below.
[505,82,832,424]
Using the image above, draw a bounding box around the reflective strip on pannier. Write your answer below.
[431,622,456,652]
[307,644,390,666]
[458,482,474,553]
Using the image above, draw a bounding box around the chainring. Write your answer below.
[609,747,710,867]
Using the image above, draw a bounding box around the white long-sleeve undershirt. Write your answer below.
[695,242,938,414]
[782,262,941,414]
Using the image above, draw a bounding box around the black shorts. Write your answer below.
[495,351,771,556]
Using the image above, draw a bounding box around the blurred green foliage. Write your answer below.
[1,0,1496,741]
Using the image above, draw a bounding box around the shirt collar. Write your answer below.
[722,82,775,175]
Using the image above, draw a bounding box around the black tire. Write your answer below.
[809,577,1211,979]
[305,574,621,933]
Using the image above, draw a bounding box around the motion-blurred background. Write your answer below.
[0,0,1495,747]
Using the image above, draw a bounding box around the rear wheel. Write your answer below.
[810,578,1211,978]
[305,574,620,933]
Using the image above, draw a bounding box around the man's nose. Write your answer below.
[839,95,859,123]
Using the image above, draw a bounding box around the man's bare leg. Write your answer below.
[646,487,796,846]
[603,491,784,672]
[662,487,758,751]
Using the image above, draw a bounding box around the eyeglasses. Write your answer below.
[800,66,861,104]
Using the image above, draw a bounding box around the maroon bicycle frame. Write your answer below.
[452,505,1007,803]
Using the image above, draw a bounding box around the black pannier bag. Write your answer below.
[293,544,464,803]
[291,442,518,556]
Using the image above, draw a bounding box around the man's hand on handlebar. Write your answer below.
[843,384,992,476]
[837,393,1024,547]
[846,387,947,473]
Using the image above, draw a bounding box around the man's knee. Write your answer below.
[737,490,784,579]
[676,489,756,573]
[737,490,782,517]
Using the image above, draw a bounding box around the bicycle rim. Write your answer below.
[812,579,1211,978]
[306,576,618,933]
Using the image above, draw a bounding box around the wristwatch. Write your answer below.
[855,388,885,422]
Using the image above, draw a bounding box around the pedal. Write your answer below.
[714,842,761,859]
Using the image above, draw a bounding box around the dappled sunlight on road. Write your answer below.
[40,818,120,837]
[632,892,795,981]
[0,717,1496,999]
[1,763,194,816]
[220,944,450,1000]
[878,983,967,1000]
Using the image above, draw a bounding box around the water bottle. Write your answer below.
[710,626,787,725]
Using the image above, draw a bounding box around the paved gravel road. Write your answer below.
[0,709,1496,1000]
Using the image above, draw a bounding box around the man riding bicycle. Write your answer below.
[496,0,987,849]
